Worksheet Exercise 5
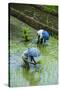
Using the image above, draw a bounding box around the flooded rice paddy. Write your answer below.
[9,16,58,87]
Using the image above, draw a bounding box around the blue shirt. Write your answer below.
[42,31,49,40]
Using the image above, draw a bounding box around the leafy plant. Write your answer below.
[43,6,58,14]
[22,26,30,41]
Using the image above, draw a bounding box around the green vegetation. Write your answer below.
[43,6,58,15]
[22,26,30,41]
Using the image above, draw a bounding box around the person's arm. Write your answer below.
[33,59,36,65]
[31,56,36,65]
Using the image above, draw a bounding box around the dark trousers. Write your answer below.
[40,38,43,44]
[37,35,43,44]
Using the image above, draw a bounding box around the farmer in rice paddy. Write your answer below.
[37,29,49,44]
[22,48,40,68]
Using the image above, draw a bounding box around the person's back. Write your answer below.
[22,48,40,67]
[37,29,49,44]
[37,29,44,39]
[42,31,49,40]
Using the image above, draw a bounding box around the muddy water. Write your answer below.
[9,16,58,87]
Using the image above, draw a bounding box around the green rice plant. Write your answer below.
[22,26,30,41]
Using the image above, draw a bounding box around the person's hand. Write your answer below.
[33,60,36,65]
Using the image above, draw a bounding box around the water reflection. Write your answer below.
[22,65,41,85]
